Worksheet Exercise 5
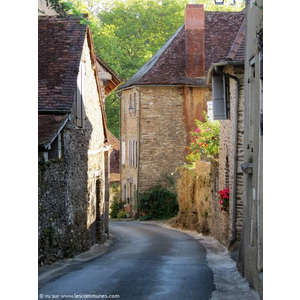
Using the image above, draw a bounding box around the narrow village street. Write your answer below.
[37,0,264,299]
[39,221,215,300]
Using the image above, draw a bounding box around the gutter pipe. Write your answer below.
[214,65,240,247]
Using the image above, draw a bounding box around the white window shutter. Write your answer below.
[212,75,227,120]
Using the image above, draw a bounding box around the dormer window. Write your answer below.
[76,62,86,128]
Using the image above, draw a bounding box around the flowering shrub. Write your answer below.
[218,188,229,212]
[186,112,220,166]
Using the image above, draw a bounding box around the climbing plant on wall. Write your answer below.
[186,112,220,166]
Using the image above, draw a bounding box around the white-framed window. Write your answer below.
[76,62,86,128]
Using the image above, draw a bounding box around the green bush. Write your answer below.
[110,196,124,219]
[139,185,178,220]
[117,211,127,219]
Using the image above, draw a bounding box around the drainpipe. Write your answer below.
[214,66,240,247]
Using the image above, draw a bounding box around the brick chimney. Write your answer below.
[185,4,205,78]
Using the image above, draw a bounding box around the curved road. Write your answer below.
[39,221,215,300]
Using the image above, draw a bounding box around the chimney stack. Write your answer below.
[185,4,205,78]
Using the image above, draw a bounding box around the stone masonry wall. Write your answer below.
[138,86,209,192]
[38,36,106,266]
[171,161,217,233]
[217,65,245,246]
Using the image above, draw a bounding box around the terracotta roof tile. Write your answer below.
[38,15,87,111]
[226,17,246,62]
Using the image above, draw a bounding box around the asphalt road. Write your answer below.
[38,221,215,300]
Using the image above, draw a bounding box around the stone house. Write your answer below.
[107,130,121,205]
[237,0,263,297]
[117,4,244,216]
[38,15,115,266]
[206,17,246,247]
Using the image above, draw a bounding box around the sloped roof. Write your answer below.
[226,16,246,62]
[38,15,87,111]
[96,57,121,95]
[107,130,120,151]
[118,11,244,90]
[38,115,68,147]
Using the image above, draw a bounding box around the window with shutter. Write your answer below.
[212,75,228,120]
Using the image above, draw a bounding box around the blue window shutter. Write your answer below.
[212,75,227,120]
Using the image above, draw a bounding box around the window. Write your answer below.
[127,140,138,167]
[212,75,230,120]
[76,62,86,128]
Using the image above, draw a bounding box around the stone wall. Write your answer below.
[171,66,244,248]
[38,37,106,266]
[120,87,139,215]
[138,86,209,192]
[217,65,245,246]
[238,2,263,298]
[171,161,216,233]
